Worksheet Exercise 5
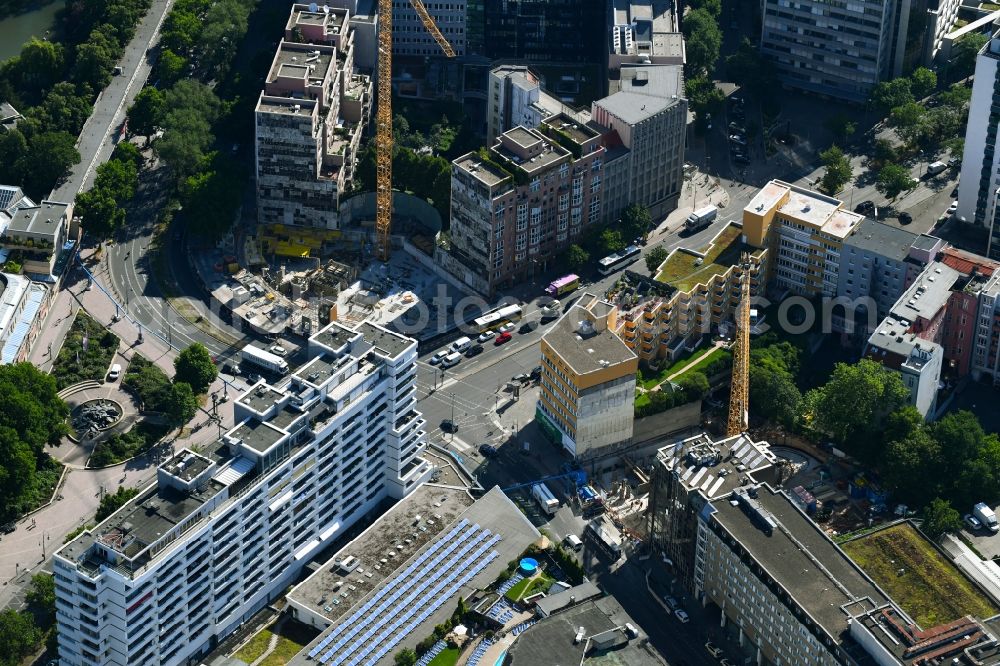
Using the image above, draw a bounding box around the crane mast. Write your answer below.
[726,252,752,437]
[374,0,455,261]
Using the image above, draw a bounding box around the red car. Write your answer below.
[494,331,512,345]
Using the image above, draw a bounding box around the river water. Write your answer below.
[0,1,61,63]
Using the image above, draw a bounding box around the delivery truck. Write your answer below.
[684,205,718,231]
[974,502,999,532]
[532,482,560,515]
[241,344,289,375]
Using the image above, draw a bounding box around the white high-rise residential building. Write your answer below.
[53,321,431,666]
[957,29,1000,260]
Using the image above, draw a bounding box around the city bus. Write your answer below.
[598,245,641,276]
[472,304,523,332]
[545,274,580,297]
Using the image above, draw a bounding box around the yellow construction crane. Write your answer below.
[375,0,456,261]
[726,252,752,437]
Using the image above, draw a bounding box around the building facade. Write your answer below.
[744,180,865,299]
[759,0,898,102]
[486,65,575,144]
[474,0,604,63]
[254,5,371,230]
[53,320,431,666]
[445,119,605,295]
[537,294,638,459]
[607,0,684,88]
[1,199,75,278]
[0,272,48,364]
[957,28,1000,259]
[392,0,466,56]
[591,64,686,224]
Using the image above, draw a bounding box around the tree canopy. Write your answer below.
[173,343,217,394]
[165,381,199,426]
[819,145,852,195]
[645,246,668,274]
[875,164,916,200]
[682,9,722,77]
[870,78,914,116]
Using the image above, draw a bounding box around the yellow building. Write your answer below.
[743,179,864,298]
[609,222,766,363]
[536,294,639,459]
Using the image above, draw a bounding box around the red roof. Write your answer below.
[940,247,1000,277]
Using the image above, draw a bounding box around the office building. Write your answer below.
[957,28,1000,258]
[443,119,605,296]
[537,294,638,459]
[486,65,580,144]
[53,320,431,666]
[609,222,766,363]
[592,64,686,223]
[289,486,540,664]
[392,0,466,57]
[607,0,683,88]
[759,0,899,103]
[835,219,943,340]
[475,0,605,64]
[743,180,866,298]
[1,199,75,279]
[254,5,371,230]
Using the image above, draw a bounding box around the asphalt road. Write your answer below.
[49,0,174,201]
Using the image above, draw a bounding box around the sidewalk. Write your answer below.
[650,170,731,238]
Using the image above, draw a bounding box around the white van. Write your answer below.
[450,336,472,353]
[563,534,583,551]
[107,363,122,381]
[927,161,947,176]
[440,352,462,369]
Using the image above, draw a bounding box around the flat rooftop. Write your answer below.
[541,113,599,145]
[505,126,542,149]
[6,201,67,238]
[357,321,412,359]
[311,321,359,353]
[543,303,637,375]
[256,93,317,116]
[709,485,888,643]
[268,41,335,85]
[507,596,667,666]
[229,418,285,453]
[454,152,512,188]
[845,218,919,262]
[238,382,284,413]
[655,223,761,290]
[493,134,569,175]
[747,180,862,239]
[656,433,779,500]
[889,261,961,323]
[293,353,349,388]
[292,486,541,665]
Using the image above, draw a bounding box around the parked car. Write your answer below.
[965,514,983,530]
[477,330,496,343]
[441,419,457,433]
[674,609,690,623]
[705,642,723,658]
[479,443,498,457]
[245,372,262,384]
[222,362,239,376]
[465,344,485,358]
[429,350,449,365]
[529,365,542,380]
[947,201,958,215]
[440,352,462,369]
[1,522,15,534]
[720,659,735,666]
[728,122,745,133]
[855,200,876,214]
[729,134,747,146]
[665,596,680,610]
[495,331,513,345]
[519,320,539,334]
[512,372,530,383]
[734,155,751,165]
[107,363,122,381]
[498,322,516,334]
[948,157,961,168]
[269,344,287,356]
[899,212,913,225]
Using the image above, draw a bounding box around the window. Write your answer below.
[591,175,601,193]
[592,158,602,171]
[516,233,526,250]
[589,200,600,218]
[530,177,540,192]
[530,208,542,226]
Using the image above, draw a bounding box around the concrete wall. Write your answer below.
[339,191,443,233]
[632,399,702,444]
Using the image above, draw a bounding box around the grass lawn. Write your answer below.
[259,621,317,666]
[842,523,998,627]
[88,422,172,467]
[233,629,272,663]
[635,391,651,410]
[638,346,713,389]
[683,347,731,377]
[655,224,748,290]
[428,647,461,666]
[51,310,120,389]
[505,574,555,602]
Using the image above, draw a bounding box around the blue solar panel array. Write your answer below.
[308,518,504,665]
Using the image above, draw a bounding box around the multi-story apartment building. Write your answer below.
[609,222,766,363]
[53,320,431,666]
[592,64,686,223]
[835,219,943,341]
[744,180,866,299]
[607,0,684,89]
[970,270,1000,384]
[759,0,900,103]
[958,28,1000,257]
[1,199,75,278]
[537,294,638,460]
[315,0,377,72]
[485,65,577,145]
[392,0,466,56]
[444,118,604,295]
[473,0,604,64]
[254,5,371,230]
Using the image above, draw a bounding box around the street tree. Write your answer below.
[72,26,121,90]
[952,32,989,81]
[112,140,143,170]
[681,9,722,76]
[938,83,972,111]
[944,137,964,161]
[921,498,962,540]
[161,7,202,54]
[15,131,81,199]
[165,80,221,123]
[195,0,251,79]
[93,157,138,202]
[128,86,165,140]
[910,67,937,99]
[724,38,778,97]
[179,155,246,240]
[30,81,93,135]
[26,573,55,629]
[600,228,625,254]
[888,102,929,148]
[686,0,721,17]
[621,203,652,240]
[95,486,139,521]
[824,114,856,145]
[871,138,898,168]
[155,109,214,180]
[870,78,914,116]
[165,381,198,426]
[819,145,852,195]
[564,244,590,271]
[875,164,916,200]
[173,343,217,394]
[0,129,28,184]
[75,189,126,237]
[685,75,725,122]
[882,425,942,505]
[15,38,65,100]
[156,48,188,86]
[930,411,1000,507]
[0,609,41,665]
[645,246,669,274]
[394,648,417,666]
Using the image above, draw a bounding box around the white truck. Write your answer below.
[974,502,999,533]
[684,205,718,231]
[531,482,560,515]
[241,344,289,375]
[587,516,623,557]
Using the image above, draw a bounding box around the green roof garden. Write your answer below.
[654,224,760,291]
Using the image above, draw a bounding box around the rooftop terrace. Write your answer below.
[454,152,512,188]
[655,223,759,290]
[656,433,779,500]
[541,113,599,145]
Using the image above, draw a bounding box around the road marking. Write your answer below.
[447,436,472,452]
